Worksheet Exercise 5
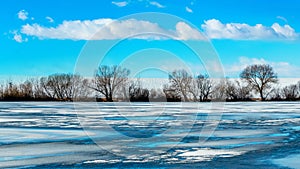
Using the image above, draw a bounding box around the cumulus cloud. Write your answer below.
[149,1,165,8]
[20,18,204,40]
[175,22,204,40]
[46,16,54,23]
[11,31,28,43]
[112,1,128,7]
[17,10,28,21]
[185,6,193,13]
[202,19,298,40]
[17,18,298,41]
[226,56,300,77]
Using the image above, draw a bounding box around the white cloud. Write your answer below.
[112,1,128,7]
[18,18,298,41]
[226,56,300,77]
[175,22,204,40]
[11,31,28,43]
[185,6,193,13]
[201,19,298,40]
[17,10,28,21]
[46,16,54,23]
[149,1,165,8]
[276,16,288,23]
[20,18,204,41]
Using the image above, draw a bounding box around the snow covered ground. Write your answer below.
[0,102,299,168]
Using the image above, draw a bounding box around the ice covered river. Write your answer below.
[0,102,300,168]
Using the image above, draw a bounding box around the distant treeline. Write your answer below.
[0,64,299,102]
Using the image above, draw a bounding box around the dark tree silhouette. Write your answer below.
[225,80,251,101]
[283,84,299,101]
[128,80,149,102]
[93,65,130,102]
[240,64,278,101]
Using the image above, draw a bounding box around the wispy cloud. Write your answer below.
[185,6,193,13]
[149,1,165,8]
[11,30,28,43]
[20,18,204,41]
[111,0,165,8]
[112,1,129,7]
[17,10,28,21]
[202,19,298,40]
[46,16,54,23]
[276,16,288,23]
[226,56,300,77]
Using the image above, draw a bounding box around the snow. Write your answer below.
[0,102,299,168]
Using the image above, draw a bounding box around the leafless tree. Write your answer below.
[128,80,149,102]
[283,84,299,101]
[40,77,55,99]
[235,81,252,100]
[298,81,300,97]
[92,65,130,102]
[240,64,278,101]
[0,82,4,99]
[269,86,283,101]
[163,84,181,102]
[212,79,251,101]
[19,80,34,98]
[39,74,88,101]
[2,80,22,100]
[212,79,227,101]
[73,78,92,101]
[226,80,251,101]
[30,78,46,99]
[190,74,213,102]
[168,69,192,101]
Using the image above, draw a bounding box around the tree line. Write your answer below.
[0,64,299,102]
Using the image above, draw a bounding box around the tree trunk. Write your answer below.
[108,92,113,102]
[260,90,265,101]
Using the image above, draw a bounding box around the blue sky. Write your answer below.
[1,0,300,79]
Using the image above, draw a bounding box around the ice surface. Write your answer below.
[0,102,299,168]
[273,154,300,169]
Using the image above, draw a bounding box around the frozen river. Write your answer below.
[0,102,300,169]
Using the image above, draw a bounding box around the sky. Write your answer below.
[1,0,300,80]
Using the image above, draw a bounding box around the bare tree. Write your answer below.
[283,84,299,101]
[163,84,181,102]
[190,74,212,102]
[128,80,149,102]
[234,80,251,101]
[40,76,55,99]
[0,82,4,100]
[41,74,72,100]
[223,80,251,101]
[31,78,47,99]
[3,81,21,100]
[92,65,130,102]
[298,81,300,97]
[212,79,227,101]
[19,80,34,98]
[240,64,278,101]
[168,69,192,101]
[39,74,88,101]
[269,86,283,101]
[73,78,92,101]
